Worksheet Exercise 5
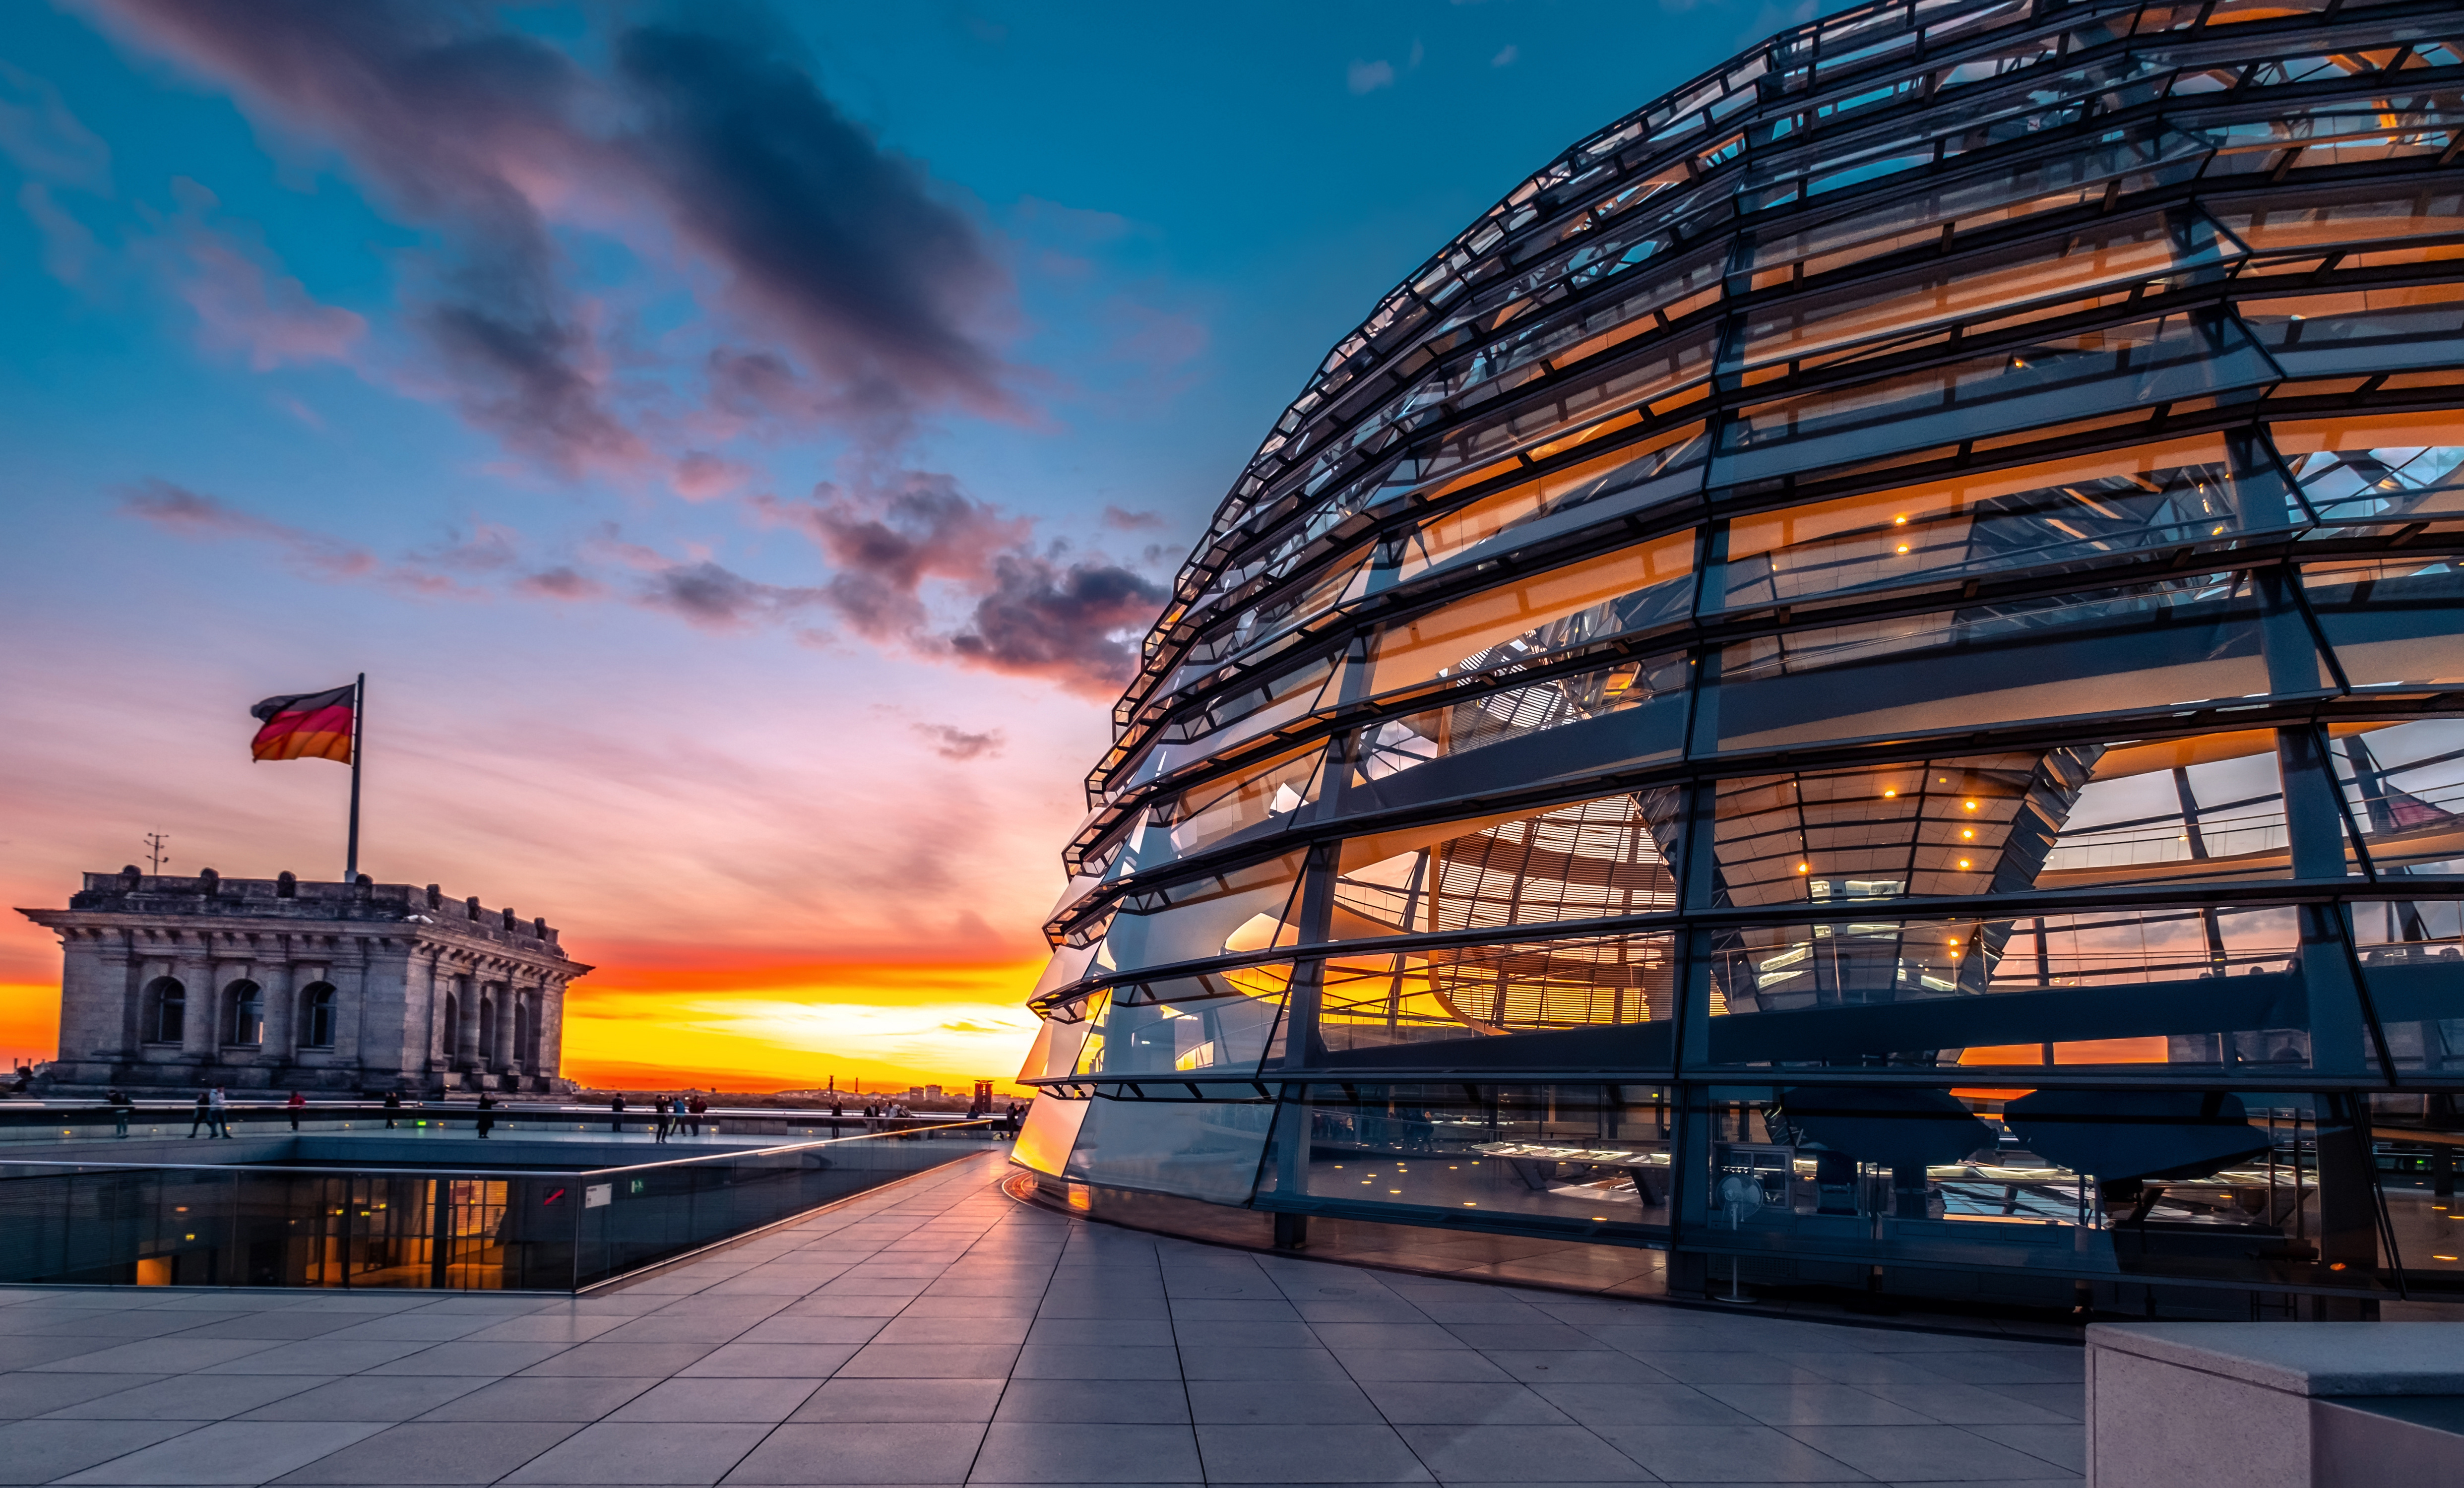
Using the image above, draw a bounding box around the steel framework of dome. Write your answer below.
[1016,0,2464,1315]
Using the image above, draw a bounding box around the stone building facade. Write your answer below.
[17,869,590,1093]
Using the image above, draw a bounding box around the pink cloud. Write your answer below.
[160,180,365,371]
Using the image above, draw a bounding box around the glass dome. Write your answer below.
[1017,0,2464,1318]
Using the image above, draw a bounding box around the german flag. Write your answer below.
[250,684,357,763]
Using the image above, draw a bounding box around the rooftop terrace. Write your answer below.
[0,1149,2092,1485]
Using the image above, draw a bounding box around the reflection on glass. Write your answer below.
[1699,1087,2387,1293]
[1316,934,1678,1052]
[1395,424,1709,583]
[1334,791,1679,939]
[1065,1096,1277,1204]
[1371,535,1694,698]
[1704,904,2311,1072]
[1720,432,2289,611]
[2330,721,2464,875]
[1065,967,1291,1079]
[1350,654,1688,798]
[1713,572,2281,751]
[1261,1083,1674,1231]
[1092,852,1306,976]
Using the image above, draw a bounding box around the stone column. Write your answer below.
[539,977,568,1083]
[332,937,368,1075]
[350,938,411,1090]
[261,948,297,1074]
[176,932,215,1067]
[456,970,484,1077]
[420,948,448,1071]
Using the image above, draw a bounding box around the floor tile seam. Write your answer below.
[20,1412,255,1486]
[1763,1419,1976,1478]
[959,1172,1065,1488]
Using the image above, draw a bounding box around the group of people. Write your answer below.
[184,1086,230,1138]
[606,1091,710,1142]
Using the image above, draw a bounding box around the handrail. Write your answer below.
[0,1118,1002,1179]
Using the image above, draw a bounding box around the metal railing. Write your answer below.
[0,1099,995,1144]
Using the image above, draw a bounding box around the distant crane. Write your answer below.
[142,831,170,874]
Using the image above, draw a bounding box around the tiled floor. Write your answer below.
[0,1151,2085,1486]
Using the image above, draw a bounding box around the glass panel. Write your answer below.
[2350,897,2464,1078]
[2304,558,2464,689]
[1734,210,2235,375]
[2207,181,2464,254]
[2049,733,2293,889]
[1130,658,1339,792]
[1395,427,1708,583]
[1746,127,2206,281]
[1179,549,1372,678]
[2327,721,2464,874]
[1315,934,1679,1057]
[1346,653,1690,811]
[1090,851,1306,976]
[1333,791,1679,940]
[2274,410,2464,536]
[1368,536,1694,698]
[1694,1087,2373,1300]
[2237,283,2464,376]
[1019,1009,1093,1081]
[1068,967,1290,1079]
[1257,1083,1674,1233]
[1711,573,2284,753]
[1701,905,2318,1073]
[1062,1096,1276,1203]
[1709,750,2102,909]
[1014,1097,1090,1177]
[1719,431,2295,611]
[1133,744,1327,872]
[1714,311,2276,485]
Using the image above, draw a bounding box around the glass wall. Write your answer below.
[1024,0,2464,1317]
[0,1125,998,1291]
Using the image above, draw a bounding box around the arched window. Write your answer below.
[226,980,264,1046]
[145,977,185,1045]
[301,983,338,1049]
[443,992,461,1057]
[512,995,533,1068]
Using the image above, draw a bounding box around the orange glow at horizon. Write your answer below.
[0,956,1053,1096]
[564,957,1049,1093]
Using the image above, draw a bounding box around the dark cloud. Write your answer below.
[517,566,606,601]
[89,0,1013,471]
[946,552,1167,697]
[763,467,1166,693]
[616,21,1010,424]
[1099,504,1169,533]
[912,723,1005,761]
[797,471,1028,637]
[636,559,823,631]
[119,477,376,582]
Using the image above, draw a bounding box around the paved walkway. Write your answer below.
[0,1152,2084,1486]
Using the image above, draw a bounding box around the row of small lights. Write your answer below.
[1796,786,1988,882]
[1331,1159,1619,1223]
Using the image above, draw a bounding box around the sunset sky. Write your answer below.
[1,0,1826,1091]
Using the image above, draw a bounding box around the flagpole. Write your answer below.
[345,673,365,881]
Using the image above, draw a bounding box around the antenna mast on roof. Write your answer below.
[142,832,170,874]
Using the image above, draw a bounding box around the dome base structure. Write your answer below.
[1019,0,2464,1321]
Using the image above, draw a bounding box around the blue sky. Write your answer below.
[0,0,1831,1085]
